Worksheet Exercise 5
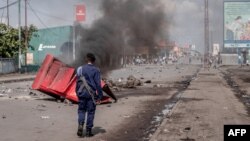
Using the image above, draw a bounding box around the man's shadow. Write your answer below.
[92,126,106,135]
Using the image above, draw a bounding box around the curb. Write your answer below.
[0,77,35,83]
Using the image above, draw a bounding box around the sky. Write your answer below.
[0,0,234,53]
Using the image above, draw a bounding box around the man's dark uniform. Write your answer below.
[76,56,103,137]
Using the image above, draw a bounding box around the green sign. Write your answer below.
[28,26,73,65]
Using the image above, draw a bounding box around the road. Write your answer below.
[0,64,199,141]
[150,68,250,141]
[1,64,250,141]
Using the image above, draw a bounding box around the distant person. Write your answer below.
[207,57,212,70]
[75,53,103,137]
[239,55,243,67]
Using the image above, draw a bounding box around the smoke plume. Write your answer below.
[74,0,166,71]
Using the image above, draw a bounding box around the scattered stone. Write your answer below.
[180,137,195,141]
[163,129,169,133]
[6,89,12,93]
[126,79,136,88]
[29,91,38,96]
[140,77,144,79]
[184,127,191,131]
[57,99,62,103]
[118,78,122,82]
[107,80,115,87]
[134,79,142,86]
[144,80,152,83]
[41,116,50,119]
[107,105,111,107]
[127,75,136,81]
[242,95,249,98]
[64,99,72,105]
[0,94,8,97]
[2,115,6,119]
[125,75,142,88]
[153,84,162,88]
[40,104,46,108]
[112,87,120,91]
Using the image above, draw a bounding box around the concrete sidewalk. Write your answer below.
[0,73,36,83]
[150,69,250,141]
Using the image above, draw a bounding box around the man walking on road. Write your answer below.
[75,53,103,137]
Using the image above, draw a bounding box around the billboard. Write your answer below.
[224,2,250,48]
[75,5,86,22]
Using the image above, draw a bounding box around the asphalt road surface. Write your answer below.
[6,64,250,141]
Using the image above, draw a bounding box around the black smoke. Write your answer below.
[74,0,166,71]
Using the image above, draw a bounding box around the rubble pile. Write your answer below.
[105,75,143,90]
[126,75,142,88]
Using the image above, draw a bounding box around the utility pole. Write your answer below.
[73,21,76,61]
[7,0,9,26]
[18,0,21,71]
[25,0,28,65]
[204,0,209,67]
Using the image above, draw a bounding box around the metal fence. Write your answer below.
[221,54,238,65]
[0,58,18,74]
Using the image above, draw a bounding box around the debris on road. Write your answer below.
[29,91,37,96]
[6,89,12,93]
[2,115,6,119]
[104,75,143,89]
[144,80,152,83]
[64,99,73,106]
[41,116,50,119]
[123,115,131,118]
[153,84,162,88]
[39,104,47,108]
[0,94,8,97]
[125,75,142,88]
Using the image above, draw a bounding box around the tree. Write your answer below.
[0,23,38,58]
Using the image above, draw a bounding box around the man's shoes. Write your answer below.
[77,124,84,137]
[86,128,94,137]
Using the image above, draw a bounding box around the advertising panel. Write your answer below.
[224,2,250,48]
[28,26,73,65]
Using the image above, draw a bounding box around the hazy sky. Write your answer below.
[0,0,101,27]
[0,0,231,52]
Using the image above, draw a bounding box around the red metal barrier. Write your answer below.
[32,54,54,89]
[32,54,114,104]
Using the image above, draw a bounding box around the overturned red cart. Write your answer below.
[32,54,117,104]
